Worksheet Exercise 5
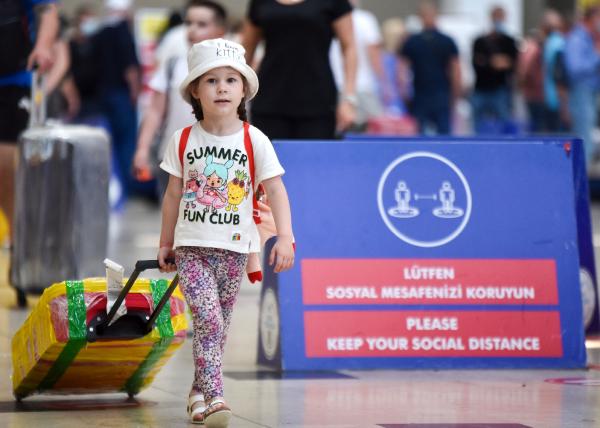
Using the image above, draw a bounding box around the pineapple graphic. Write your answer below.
[226,170,249,212]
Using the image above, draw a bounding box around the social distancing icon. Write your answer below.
[388,180,464,220]
[378,152,472,248]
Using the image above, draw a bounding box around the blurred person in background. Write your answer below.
[241,0,357,140]
[0,0,59,245]
[67,4,104,125]
[542,9,569,133]
[330,0,384,131]
[94,0,141,198]
[517,28,544,133]
[565,5,600,164]
[154,9,188,69]
[471,5,519,133]
[380,17,410,116]
[399,1,461,135]
[133,0,227,201]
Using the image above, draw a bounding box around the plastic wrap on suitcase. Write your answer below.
[12,277,187,399]
[11,125,110,293]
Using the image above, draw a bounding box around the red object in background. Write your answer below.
[366,114,418,135]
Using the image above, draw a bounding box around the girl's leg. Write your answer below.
[215,250,248,353]
[175,247,225,399]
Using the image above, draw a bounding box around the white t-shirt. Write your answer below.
[154,25,188,67]
[148,54,194,159]
[330,9,382,93]
[160,123,285,254]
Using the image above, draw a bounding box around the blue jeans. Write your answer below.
[411,100,451,135]
[472,88,511,134]
[101,89,137,196]
[569,83,598,164]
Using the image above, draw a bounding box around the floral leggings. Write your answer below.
[175,246,248,402]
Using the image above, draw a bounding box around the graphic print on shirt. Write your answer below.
[226,170,249,212]
[197,156,233,212]
[183,147,249,226]
[183,169,204,209]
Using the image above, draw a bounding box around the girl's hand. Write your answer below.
[269,235,294,273]
[158,246,176,272]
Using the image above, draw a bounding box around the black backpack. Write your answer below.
[0,0,32,76]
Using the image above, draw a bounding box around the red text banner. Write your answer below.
[302,259,558,306]
[304,310,563,358]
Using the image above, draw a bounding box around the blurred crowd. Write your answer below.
[15,0,600,199]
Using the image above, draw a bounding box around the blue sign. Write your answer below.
[257,138,591,370]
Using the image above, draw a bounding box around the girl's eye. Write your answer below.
[205,78,216,84]
[227,77,238,83]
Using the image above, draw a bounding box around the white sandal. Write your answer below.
[187,393,206,425]
[203,398,232,428]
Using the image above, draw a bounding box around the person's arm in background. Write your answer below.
[447,37,462,107]
[449,56,462,106]
[133,90,167,174]
[125,65,141,106]
[45,37,69,93]
[397,38,413,106]
[333,12,357,132]
[119,22,141,105]
[241,18,263,70]
[27,2,59,72]
[472,37,492,78]
[59,75,80,120]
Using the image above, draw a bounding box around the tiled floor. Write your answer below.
[1,199,600,427]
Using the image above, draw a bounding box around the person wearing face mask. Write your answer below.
[564,6,600,165]
[471,6,519,134]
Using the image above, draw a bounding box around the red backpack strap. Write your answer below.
[178,126,193,167]
[243,122,261,224]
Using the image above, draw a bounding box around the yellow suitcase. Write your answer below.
[12,260,186,400]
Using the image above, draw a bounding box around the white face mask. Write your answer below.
[494,21,506,34]
[80,18,100,36]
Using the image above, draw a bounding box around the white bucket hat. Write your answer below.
[179,38,259,105]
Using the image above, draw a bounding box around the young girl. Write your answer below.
[157,38,294,427]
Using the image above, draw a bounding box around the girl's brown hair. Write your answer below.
[188,75,248,122]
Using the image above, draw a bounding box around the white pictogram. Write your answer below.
[433,181,464,218]
[388,181,419,218]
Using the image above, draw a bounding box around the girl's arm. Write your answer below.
[261,176,294,273]
[158,174,182,272]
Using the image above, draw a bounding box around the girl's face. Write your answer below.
[185,6,224,46]
[191,67,245,120]
[206,172,224,188]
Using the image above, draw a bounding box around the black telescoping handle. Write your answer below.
[104,258,176,327]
